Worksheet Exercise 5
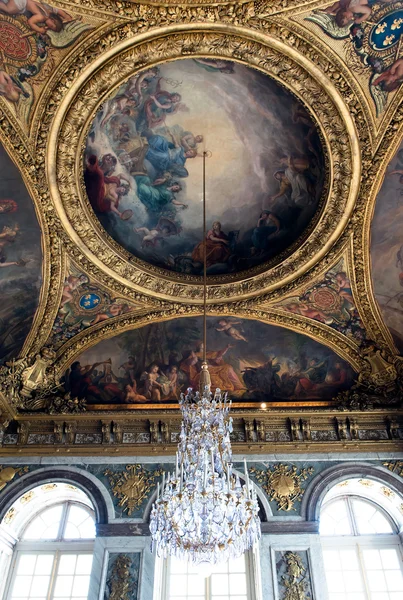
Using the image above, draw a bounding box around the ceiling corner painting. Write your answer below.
[0,142,42,364]
[371,140,403,353]
[0,2,94,126]
[304,2,403,117]
[84,58,326,278]
[61,317,355,409]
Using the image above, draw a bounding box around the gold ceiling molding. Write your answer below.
[51,306,365,375]
[356,122,403,355]
[47,28,359,303]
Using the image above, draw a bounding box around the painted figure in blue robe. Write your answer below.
[145,134,197,178]
[134,175,187,213]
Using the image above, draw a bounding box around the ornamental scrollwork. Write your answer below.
[250,464,314,511]
[383,461,403,478]
[335,342,403,410]
[104,464,163,515]
[0,347,85,415]
[106,554,132,600]
[0,465,29,491]
[281,552,311,600]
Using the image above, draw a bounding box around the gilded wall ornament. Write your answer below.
[104,464,163,515]
[384,460,403,477]
[0,465,29,491]
[106,554,131,600]
[281,552,311,600]
[250,464,314,511]
[0,349,86,415]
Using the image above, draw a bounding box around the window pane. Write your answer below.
[30,576,50,597]
[11,575,32,597]
[229,574,247,595]
[211,574,229,595]
[71,575,90,597]
[53,575,74,597]
[379,548,400,570]
[320,500,352,535]
[63,506,95,540]
[229,556,246,573]
[352,499,393,535]
[385,570,403,592]
[362,549,380,570]
[58,555,77,575]
[17,556,36,576]
[170,575,187,596]
[167,556,250,600]
[340,549,359,571]
[23,505,63,540]
[35,556,54,576]
[323,550,341,571]
[367,570,387,592]
[76,555,93,575]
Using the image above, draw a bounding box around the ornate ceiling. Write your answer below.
[0,0,402,453]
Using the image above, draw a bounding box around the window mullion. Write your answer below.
[58,502,70,541]
[346,496,358,536]
[356,542,371,600]
[206,573,211,600]
[47,550,60,600]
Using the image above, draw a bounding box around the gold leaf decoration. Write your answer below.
[0,466,29,492]
[282,552,311,600]
[104,464,163,515]
[250,464,314,511]
[383,461,403,477]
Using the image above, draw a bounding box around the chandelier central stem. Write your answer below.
[200,150,211,392]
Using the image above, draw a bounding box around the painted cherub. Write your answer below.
[0,0,75,34]
[134,217,179,247]
[335,271,354,305]
[60,274,89,307]
[215,318,248,342]
[284,302,329,323]
[325,0,372,27]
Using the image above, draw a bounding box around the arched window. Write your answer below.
[320,478,403,600]
[0,483,95,600]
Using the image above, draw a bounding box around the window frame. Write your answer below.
[3,500,95,600]
[160,549,259,600]
[320,493,403,600]
[320,495,398,537]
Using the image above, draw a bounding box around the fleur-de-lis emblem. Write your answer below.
[383,34,396,46]
[375,22,387,35]
[391,18,403,31]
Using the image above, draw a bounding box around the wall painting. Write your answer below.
[61,317,356,409]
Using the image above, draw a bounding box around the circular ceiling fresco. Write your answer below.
[84,59,326,277]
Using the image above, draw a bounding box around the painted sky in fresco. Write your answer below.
[85,59,325,277]
[0,143,42,364]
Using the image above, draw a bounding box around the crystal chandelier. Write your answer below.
[149,153,261,564]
